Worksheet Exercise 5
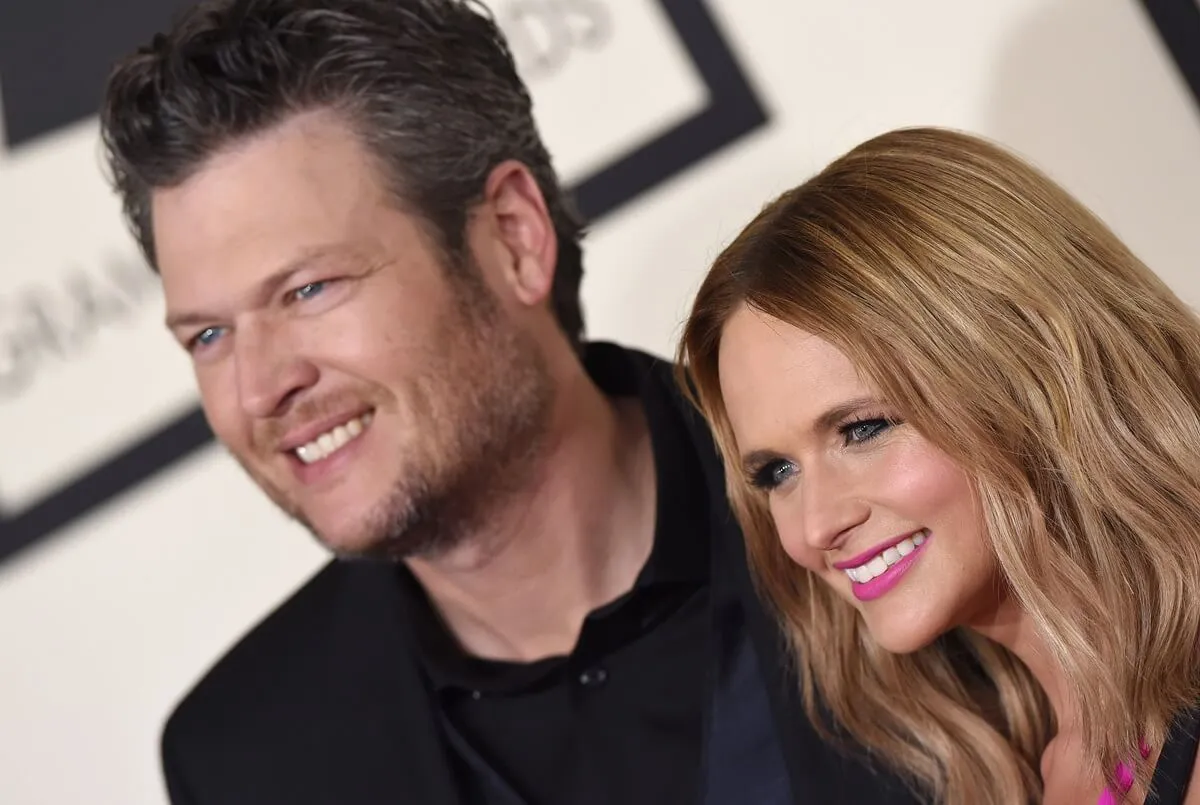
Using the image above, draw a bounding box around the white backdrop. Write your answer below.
[2,1,1199,803]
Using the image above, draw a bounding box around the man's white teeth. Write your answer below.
[294,411,373,465]
[845,531,927,584]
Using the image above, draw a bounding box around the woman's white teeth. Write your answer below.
[864,556,888,577]
[845,531,927,583]
[295,411,373,464]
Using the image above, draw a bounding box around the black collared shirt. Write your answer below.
[398,343,712,805]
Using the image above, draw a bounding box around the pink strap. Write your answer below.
[1097,741,1152,804]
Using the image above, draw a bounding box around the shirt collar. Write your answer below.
[398,341,712,692]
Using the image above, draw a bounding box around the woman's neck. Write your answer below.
[967,592,1071,727]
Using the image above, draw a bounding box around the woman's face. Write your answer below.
[717,305,1002,652]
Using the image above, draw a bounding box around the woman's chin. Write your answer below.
[863,617,943,655]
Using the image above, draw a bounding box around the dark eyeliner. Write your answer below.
[748,458,791,491]
[837,415,902,445]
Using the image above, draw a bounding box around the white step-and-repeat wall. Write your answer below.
[2,1,1199,802]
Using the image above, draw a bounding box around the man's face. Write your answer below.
[154,111,555,559]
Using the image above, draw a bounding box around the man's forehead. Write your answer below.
[153,112,386,237]
[153,171,388,305]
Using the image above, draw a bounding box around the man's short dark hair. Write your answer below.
[100,0,587,348]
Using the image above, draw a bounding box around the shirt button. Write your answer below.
[579,668,608,687]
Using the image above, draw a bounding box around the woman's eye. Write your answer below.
[751,459,797,491]
[840,418,893,445]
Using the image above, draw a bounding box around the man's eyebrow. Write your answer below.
[164,244,359,330]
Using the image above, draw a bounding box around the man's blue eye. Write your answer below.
[293,281,325,300]
[194,327,225,348]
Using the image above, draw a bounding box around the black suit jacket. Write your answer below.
[160,345,924,805]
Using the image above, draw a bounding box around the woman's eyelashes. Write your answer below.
[838,416,898,445]
[750,459,796,491]
[745,416,904,491]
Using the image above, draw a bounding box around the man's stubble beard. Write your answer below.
[356,293,556,562]
[238,275,558,563]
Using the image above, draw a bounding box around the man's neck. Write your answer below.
[405,359,657,663]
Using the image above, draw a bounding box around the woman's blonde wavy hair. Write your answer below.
[678,127,1200,803]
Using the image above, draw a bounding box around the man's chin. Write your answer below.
[304,512,436,562]
[313,532,396,561]
[287,463,484,562]
[294,510,386,559]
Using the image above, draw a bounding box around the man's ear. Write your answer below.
[482,160,558,307]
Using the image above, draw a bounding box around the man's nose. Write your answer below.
[234,318,318,419]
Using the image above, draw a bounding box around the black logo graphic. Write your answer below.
[0,0,770,564]
[1140,0,1200,108]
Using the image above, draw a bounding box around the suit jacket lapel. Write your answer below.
[292,560,465,804]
